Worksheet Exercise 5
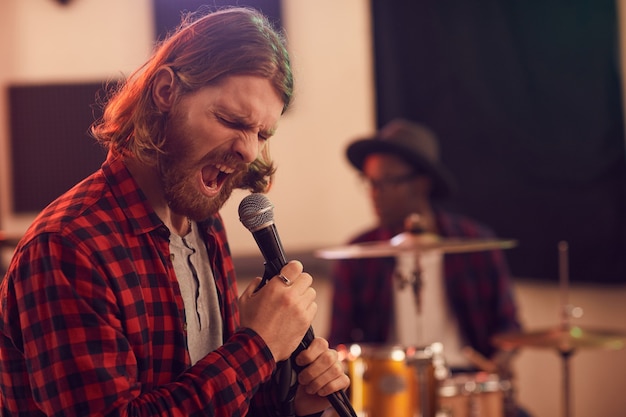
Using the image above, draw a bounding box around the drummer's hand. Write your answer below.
[492,349,517,379]
[293,337,350,416]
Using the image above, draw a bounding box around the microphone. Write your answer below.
[238,193,287,286]
[238,193,357,417]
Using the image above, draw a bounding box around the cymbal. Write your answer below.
[492,326,626,351]
[314,232,517,259]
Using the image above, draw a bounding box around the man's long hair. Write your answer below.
[91,7,293,193]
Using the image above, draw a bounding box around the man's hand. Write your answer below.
[239,260,317,362]
[293,337,351,416]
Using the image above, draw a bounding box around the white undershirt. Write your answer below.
[391,251,471,368]
[169,221,223,365]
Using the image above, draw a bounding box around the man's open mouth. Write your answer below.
[202,163,235,190]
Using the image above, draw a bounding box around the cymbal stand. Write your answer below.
[557,241,582,417]
[391,249,424,352]
[557,241,569,417]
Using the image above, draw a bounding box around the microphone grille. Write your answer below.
[238,193,275,231]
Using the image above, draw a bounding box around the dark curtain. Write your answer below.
[372,0,626,283]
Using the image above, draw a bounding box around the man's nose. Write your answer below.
[233,131,260,163]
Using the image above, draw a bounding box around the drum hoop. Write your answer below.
[438,372,510,396]
[351,344,435,361]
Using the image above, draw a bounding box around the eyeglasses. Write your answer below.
[360,172,419,191]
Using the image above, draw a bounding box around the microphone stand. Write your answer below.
[240,194,356,417]
[260,262,357,417]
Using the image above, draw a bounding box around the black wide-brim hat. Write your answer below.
[346,118,456,200]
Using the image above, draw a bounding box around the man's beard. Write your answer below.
[159,156,239,222]
[158,117,247,222]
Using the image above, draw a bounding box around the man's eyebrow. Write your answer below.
[263,126,278,137]
[214,106,278,138]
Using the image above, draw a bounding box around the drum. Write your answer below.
[341,344,440,417]
[438,372,512,417]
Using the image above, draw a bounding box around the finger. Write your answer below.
[275,260,313,292]
[297,349,336,386]
[277,260,303,283]
[295,337,328,368]
[315,372,351,397]
[295,339,342,393]
[240,276,264,298]
[301,359,349,396]
[277,273,294,286]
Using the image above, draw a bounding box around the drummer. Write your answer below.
[328,119,531,417]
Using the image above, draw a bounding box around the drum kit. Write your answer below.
[316,235,626,417]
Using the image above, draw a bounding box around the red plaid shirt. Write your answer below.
[0,154,279,416]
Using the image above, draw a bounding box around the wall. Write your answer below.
[0,0,376,250]
[1,1,625,416]
[0,0,156,232]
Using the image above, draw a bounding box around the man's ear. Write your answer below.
[152,67,176,112]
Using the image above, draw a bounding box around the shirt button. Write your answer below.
[170,254,175,261]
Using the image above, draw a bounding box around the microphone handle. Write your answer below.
[251,224,287,290]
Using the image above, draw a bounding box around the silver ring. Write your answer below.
[277,273,293,286]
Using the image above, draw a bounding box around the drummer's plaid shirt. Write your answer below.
[0,154,281,416]
[328,210,521,359]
